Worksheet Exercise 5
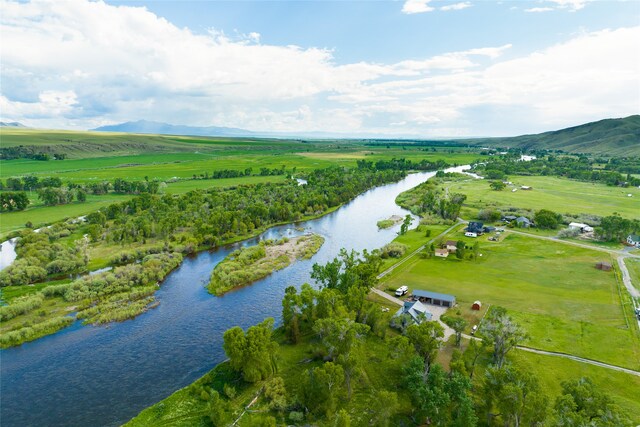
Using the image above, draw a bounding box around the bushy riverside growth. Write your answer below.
[0,252,182,347]
[209,234,324,295]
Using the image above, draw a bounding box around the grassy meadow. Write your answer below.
[446,175,640,219]
[381,231,640,370]
[0,128,484,238]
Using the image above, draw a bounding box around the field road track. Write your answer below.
[377,221,463,280]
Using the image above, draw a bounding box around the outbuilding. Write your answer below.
[412,290,456,308]
[595,261,612,271]
[445,240,458,252]
[435,248,449,258]
[472,301,482,310]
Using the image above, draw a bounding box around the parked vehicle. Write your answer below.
[395,285,408,296]
[471,325,478,335]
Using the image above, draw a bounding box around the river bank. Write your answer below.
[0,167,461,427]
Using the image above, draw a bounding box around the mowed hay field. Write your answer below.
[450,175,640,219]
[383,232,640,370]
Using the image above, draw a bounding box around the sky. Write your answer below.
[1,0,639,137]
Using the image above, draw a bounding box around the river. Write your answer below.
[0,166,470,427]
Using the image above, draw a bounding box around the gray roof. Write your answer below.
[516,216,531,223]
[412,289,456,303]
[394,300,433,324]
[629,234,640,241]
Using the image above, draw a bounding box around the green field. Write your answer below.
[446,175,640,219]
[382,231,640,369]
[0,176,288,237]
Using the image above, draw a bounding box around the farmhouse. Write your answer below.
[393,300,433,325]
[569,222,594,233]
[472,301,482,310]
[435,248,449,258]
[445,240,458,252]
[516,217,532,228]
[627,234,640,248]
[412,289,456,308]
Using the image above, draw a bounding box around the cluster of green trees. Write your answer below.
[473,156,640,187]
[596,214,640,242]
[0,146,66,161]
[113,178,160,194]
[534,209,563,229]
[0,226,86,287]
[3,176,63,190]
[398,181,466,221]
[37,187,87,206]
[88,167,404,247]
[357,157,450,171]
[0,191,30,211]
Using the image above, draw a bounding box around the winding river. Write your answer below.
[0,166,470,427]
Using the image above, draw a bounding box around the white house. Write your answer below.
[435,248,449,258]
[569,222,594,233]
[628,234,640,248]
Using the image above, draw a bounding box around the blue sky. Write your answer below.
[1,0,639,136]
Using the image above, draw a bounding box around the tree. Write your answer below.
[300,362,345,417]
[449,317,468,347]
[313,317,369,398]
[264,377,287,411]
[400,214,413,235]
[222,318,279,382]
[455,240,466,260]
[552,377,629,427]
[208,390,228,426]
[481,307,527,368]
[334,409,351,427]
[369,390,398,427]
[0,192,30,212]
[480,366,548,427]
[76,188,87,202]
[406,321,444,373]
[490,180,506,191]
[534,209,562,229]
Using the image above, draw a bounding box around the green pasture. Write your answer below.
[382,232,640,369]
[448,175,640,219]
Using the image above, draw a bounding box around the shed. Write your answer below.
[412,290,456,308]
[445,240,458,252]
[595,261,612,271]
[435,248,449,258]
[520,185,532,190]
[472,301,482,310]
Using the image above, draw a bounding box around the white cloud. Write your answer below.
[402,0,434,14]
[525,7,554,12]
[548,0,589,11]
[1,0,637,136]
[440,2,472,11]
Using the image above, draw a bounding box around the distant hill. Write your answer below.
[92,120,255,137]
[481,115,640,156]
[0,121,27,128]
[433,115,640,156]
